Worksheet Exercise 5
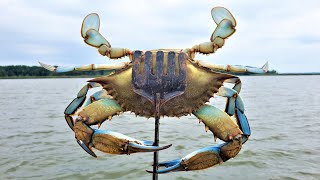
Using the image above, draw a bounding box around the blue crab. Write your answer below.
[40,6,258,173]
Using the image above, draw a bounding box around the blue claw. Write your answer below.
[64,96,86,115]
[65,115,74,131]
[146,161,184,174]
[76,139,97,158]
[77,84,89,97]
[158,159,181,167]
[147,146,225,173]
[128,142,172,153]
[141,140,154,146]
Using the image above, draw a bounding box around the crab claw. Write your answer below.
[126,141,172,153]
[147,146,224,174]
[146,159,184,174]
[147,139,242,174]
[77,139,97,158]
[93,129,172,154]
[74,121,171,157]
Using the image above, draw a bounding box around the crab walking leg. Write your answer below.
[147,104,250,173]
[39,61,128,73]
[83,89,112,107]
[64,82,113,131]
[194,61,243,92]
[196,61,266,74]
[224,77,242,93]
[64,82,103,130]
[216,86,250,143]
[216,86,245,116]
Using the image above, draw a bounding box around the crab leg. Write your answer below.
[196,61,267,74]
[83,89,111,107]
[224,77,241,93]
[64,82,103,130]
[81,13,132,60]
[216,86,250,143]
[183,7,236,58]
[217,86,245,116]
[39,61,128,73]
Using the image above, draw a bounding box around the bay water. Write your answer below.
[0,76,319,179]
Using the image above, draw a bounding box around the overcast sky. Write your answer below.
[0,0,319,72]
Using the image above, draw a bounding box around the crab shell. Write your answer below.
[89,50,235,118]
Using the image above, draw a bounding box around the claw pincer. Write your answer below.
[74,121,171,157]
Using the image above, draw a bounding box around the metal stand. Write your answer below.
[153,93,161,180]
[131,50,187,179]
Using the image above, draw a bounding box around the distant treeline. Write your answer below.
[0,65,113,78]
[0,65,288,78]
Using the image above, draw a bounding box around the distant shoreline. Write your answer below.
[1,73,320,79]
[0,65,319,79]
[0,75,99,79]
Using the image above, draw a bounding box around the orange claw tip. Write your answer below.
[205,126,209,132]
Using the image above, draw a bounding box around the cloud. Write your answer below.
[0,0,319,72]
